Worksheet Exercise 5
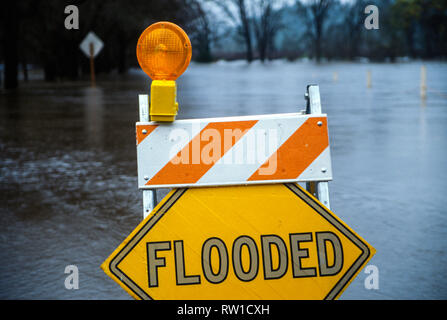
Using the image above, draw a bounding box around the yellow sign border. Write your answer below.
[101,184,374,300]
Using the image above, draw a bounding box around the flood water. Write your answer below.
[1,60,446,299]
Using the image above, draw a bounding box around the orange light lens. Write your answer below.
[136,22,192,80]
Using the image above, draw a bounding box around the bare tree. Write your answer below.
[343,0,366,60]
[297,0,334,63]
[211,0,254,62]
[186,0,222,62]
[2,1,19,88]
[251,0,282,62]
[193,1,213,61]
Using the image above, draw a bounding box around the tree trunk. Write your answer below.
[309,0,333,64]
[315,29,321,63]
[406,26,415,58]
[3,1,19,89]
[118,45,127,74]
[22,60,28,82]
[238,0,253,63]
[44,59,57,82]
[242,21,253,63]
[194,1,213,62]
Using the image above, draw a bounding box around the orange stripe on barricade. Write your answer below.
[248,117,328,180]
[136,124,158,145]
[146,120,257,185]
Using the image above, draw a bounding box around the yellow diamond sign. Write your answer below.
[101,183,375,300]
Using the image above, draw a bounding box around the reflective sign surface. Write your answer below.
[101,183,375,300]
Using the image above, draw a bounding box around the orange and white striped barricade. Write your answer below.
[138,85,332,218]
[137,111,332,189]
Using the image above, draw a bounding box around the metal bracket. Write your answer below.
[305,85,331,210]
[139,94,157,219]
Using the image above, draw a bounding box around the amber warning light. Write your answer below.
[136,22,192,122]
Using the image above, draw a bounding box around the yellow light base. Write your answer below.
[150,80,178,122]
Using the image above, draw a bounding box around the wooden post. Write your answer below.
[333,71,338,82]
[367,70,372,88]
[420,65,427,100]
[89,42,96,87]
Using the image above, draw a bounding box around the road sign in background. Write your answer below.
[101,183,375,300]
[80,31,103,87]
[79,31,103,58]
[136,113,332,189]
